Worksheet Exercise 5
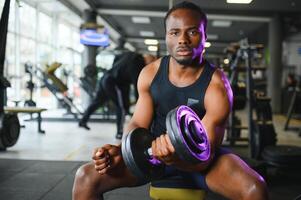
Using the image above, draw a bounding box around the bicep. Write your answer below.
[202,79,232,150]
[129,89,154,129]
[125,68,154,132]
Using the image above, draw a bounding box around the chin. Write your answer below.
[176,58,193,65]
[171,55,192,65]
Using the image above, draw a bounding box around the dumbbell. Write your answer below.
[121,105,210,181]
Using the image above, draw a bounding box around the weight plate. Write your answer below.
[166,105,210,164]
[121,128,164,181]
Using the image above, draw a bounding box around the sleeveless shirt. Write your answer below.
[150,55,216,137]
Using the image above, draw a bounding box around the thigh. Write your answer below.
[151,166,208,190]
[93,87,106,106]
[102,77,120,105]
[205,153,264,200]
[78,162,143,194]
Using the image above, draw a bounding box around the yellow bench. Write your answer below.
[149,177,207,200]
[150,186,206,200]
[4,107,47,134]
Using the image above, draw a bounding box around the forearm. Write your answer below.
[124,121,141,135]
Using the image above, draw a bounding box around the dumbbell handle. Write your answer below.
[145,148,162,165]
[147,148,153,156]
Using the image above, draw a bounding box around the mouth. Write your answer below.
[176,47,192,56]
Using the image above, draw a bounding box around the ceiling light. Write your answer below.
[144,39,158,45]
[207,34,219,40]
[226,0,252,4]
[212,20,232,27]
[139,31,155,37]
[131,16,151,24]
[148,46,158,52]
[224,58,230,65]
[205,42,211,48]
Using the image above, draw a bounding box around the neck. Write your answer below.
[169,56,206,84]
[171,56,205,72]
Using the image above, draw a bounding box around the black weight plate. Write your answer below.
[0,113,20,147]
[121,128,164,181]
[262,145,301,167]
[252,123,277,159]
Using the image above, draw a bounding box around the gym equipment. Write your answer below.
[284,78,301,131]
[0,113,20,149]
[255,95,273,122]
[4,107,47,134]
[149,185,206,200]
[262,145,301,167]
[237,39,301,167]
[232,82,247,110]
[34,62,83,118]
[122,105,210,181]
[0,0,21,150]
[225,44,249,145]
[24,62,37,107]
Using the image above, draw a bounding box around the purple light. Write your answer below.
[221,72,233,110]
[176,105,210,162]
[148,157,162,165]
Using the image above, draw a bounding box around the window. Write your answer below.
[0,0,4,16]
[20,37,36,64]
[37,43,52,66]
[58,23,72,48]
[19,3,36,38]
[2,0,85,109]
[38,11,52,44]
[5,32,16,77]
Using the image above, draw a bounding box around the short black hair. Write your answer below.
[164,1,207,32]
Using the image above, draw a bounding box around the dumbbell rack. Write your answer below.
[284,82,301,133]
[239,40,301,167]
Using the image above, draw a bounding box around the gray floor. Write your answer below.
[0,110,301,200]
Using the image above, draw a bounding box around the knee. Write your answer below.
[74,163,97,189]
[243,177,268,200]
[73,163,104,199]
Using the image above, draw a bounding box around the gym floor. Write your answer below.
[0,110,301,200]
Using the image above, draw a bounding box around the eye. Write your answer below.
[188,30,199,36]
[169,31,179,36]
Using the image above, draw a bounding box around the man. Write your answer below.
[73,2,268,200]
[79,52,148,139]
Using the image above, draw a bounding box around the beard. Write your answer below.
[171,46,205,66]
[173,55,202,66]
[175,57,193,65]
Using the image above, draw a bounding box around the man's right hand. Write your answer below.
[92,144,124,175]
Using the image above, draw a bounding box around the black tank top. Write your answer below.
[150,56,216,137]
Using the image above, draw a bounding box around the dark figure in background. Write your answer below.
[79,52,152,139]
[285,73,297,89]
[73,1,268,200]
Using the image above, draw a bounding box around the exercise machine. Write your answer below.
[24,62,37,107]
[34,62,83,118]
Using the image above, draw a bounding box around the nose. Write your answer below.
[178,32,190,45]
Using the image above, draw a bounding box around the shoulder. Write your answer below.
[209,68,231,92]
[203,68,232,124]
[138,57,163,87]
[205,68,233,110]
